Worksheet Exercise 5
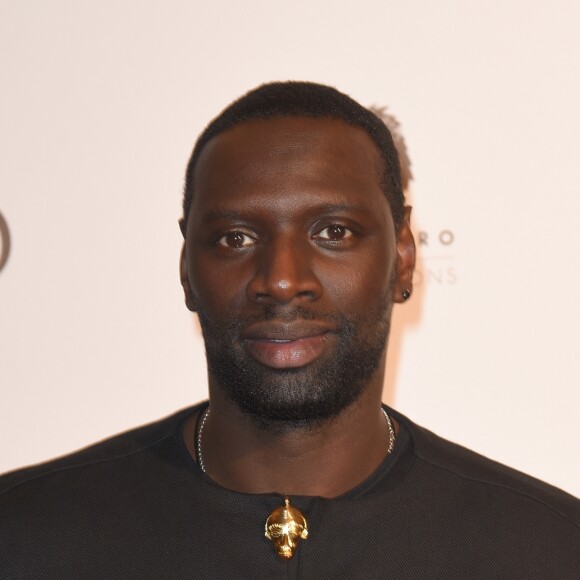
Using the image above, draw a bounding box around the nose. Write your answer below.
[246,235,323,305]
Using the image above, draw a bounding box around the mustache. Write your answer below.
[199,305,353,333]
[238,304,348,327]
[251,305,344,324]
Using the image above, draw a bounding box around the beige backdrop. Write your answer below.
[1,0,579,496]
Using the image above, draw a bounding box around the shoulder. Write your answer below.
[390,408,580,530]
[0,405,206,577]
[0,405,199,497]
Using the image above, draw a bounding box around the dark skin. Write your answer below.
[180,117,415,498]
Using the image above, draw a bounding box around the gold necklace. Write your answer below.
[195,406,395,559]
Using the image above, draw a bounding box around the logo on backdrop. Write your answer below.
[0,211,11,274]
[413,227,457,286]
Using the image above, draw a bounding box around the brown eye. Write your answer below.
[317,225,353,241]
[217,231,255,248]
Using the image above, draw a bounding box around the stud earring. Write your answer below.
[402,289,411,301]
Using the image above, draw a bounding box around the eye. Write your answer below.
[316,224,354,241]
[267,524,284,537]
[217,231,255,248]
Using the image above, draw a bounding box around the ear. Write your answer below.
[180,243,199,312]
[393,206,416,303]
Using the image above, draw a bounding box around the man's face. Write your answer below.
[182,117,414,425]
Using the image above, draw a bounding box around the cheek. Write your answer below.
[316,247,394,309]
[188,253,251,315]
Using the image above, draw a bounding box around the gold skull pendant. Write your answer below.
[265,498,308,559]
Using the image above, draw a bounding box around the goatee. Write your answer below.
[198,299,392,429]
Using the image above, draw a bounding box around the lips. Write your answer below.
[242,322,336,369]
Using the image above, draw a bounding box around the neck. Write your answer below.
[183,369,395,498]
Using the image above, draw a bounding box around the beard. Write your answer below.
[197,297,392,429]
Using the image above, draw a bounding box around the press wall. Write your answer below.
[1,0,578,495]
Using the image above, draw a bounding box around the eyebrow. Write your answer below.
[202,209,244,222]
[310,203,373,214]
[201,203,374,223]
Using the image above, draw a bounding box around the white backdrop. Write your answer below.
[1,0,578,496]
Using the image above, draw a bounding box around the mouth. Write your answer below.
[242,322,336,369]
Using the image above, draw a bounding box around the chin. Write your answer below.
[199,297,392,429]
[208,337,387,429]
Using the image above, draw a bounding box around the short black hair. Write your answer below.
[181,81,405,235]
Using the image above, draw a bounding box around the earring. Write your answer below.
[402,289,411,301]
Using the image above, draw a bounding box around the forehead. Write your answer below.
[190,116,390,223]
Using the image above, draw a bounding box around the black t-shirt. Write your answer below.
[1,403,578,579]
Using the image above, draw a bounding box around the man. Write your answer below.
[1,82,578,578]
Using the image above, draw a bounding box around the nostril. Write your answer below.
[246,241,323,304]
